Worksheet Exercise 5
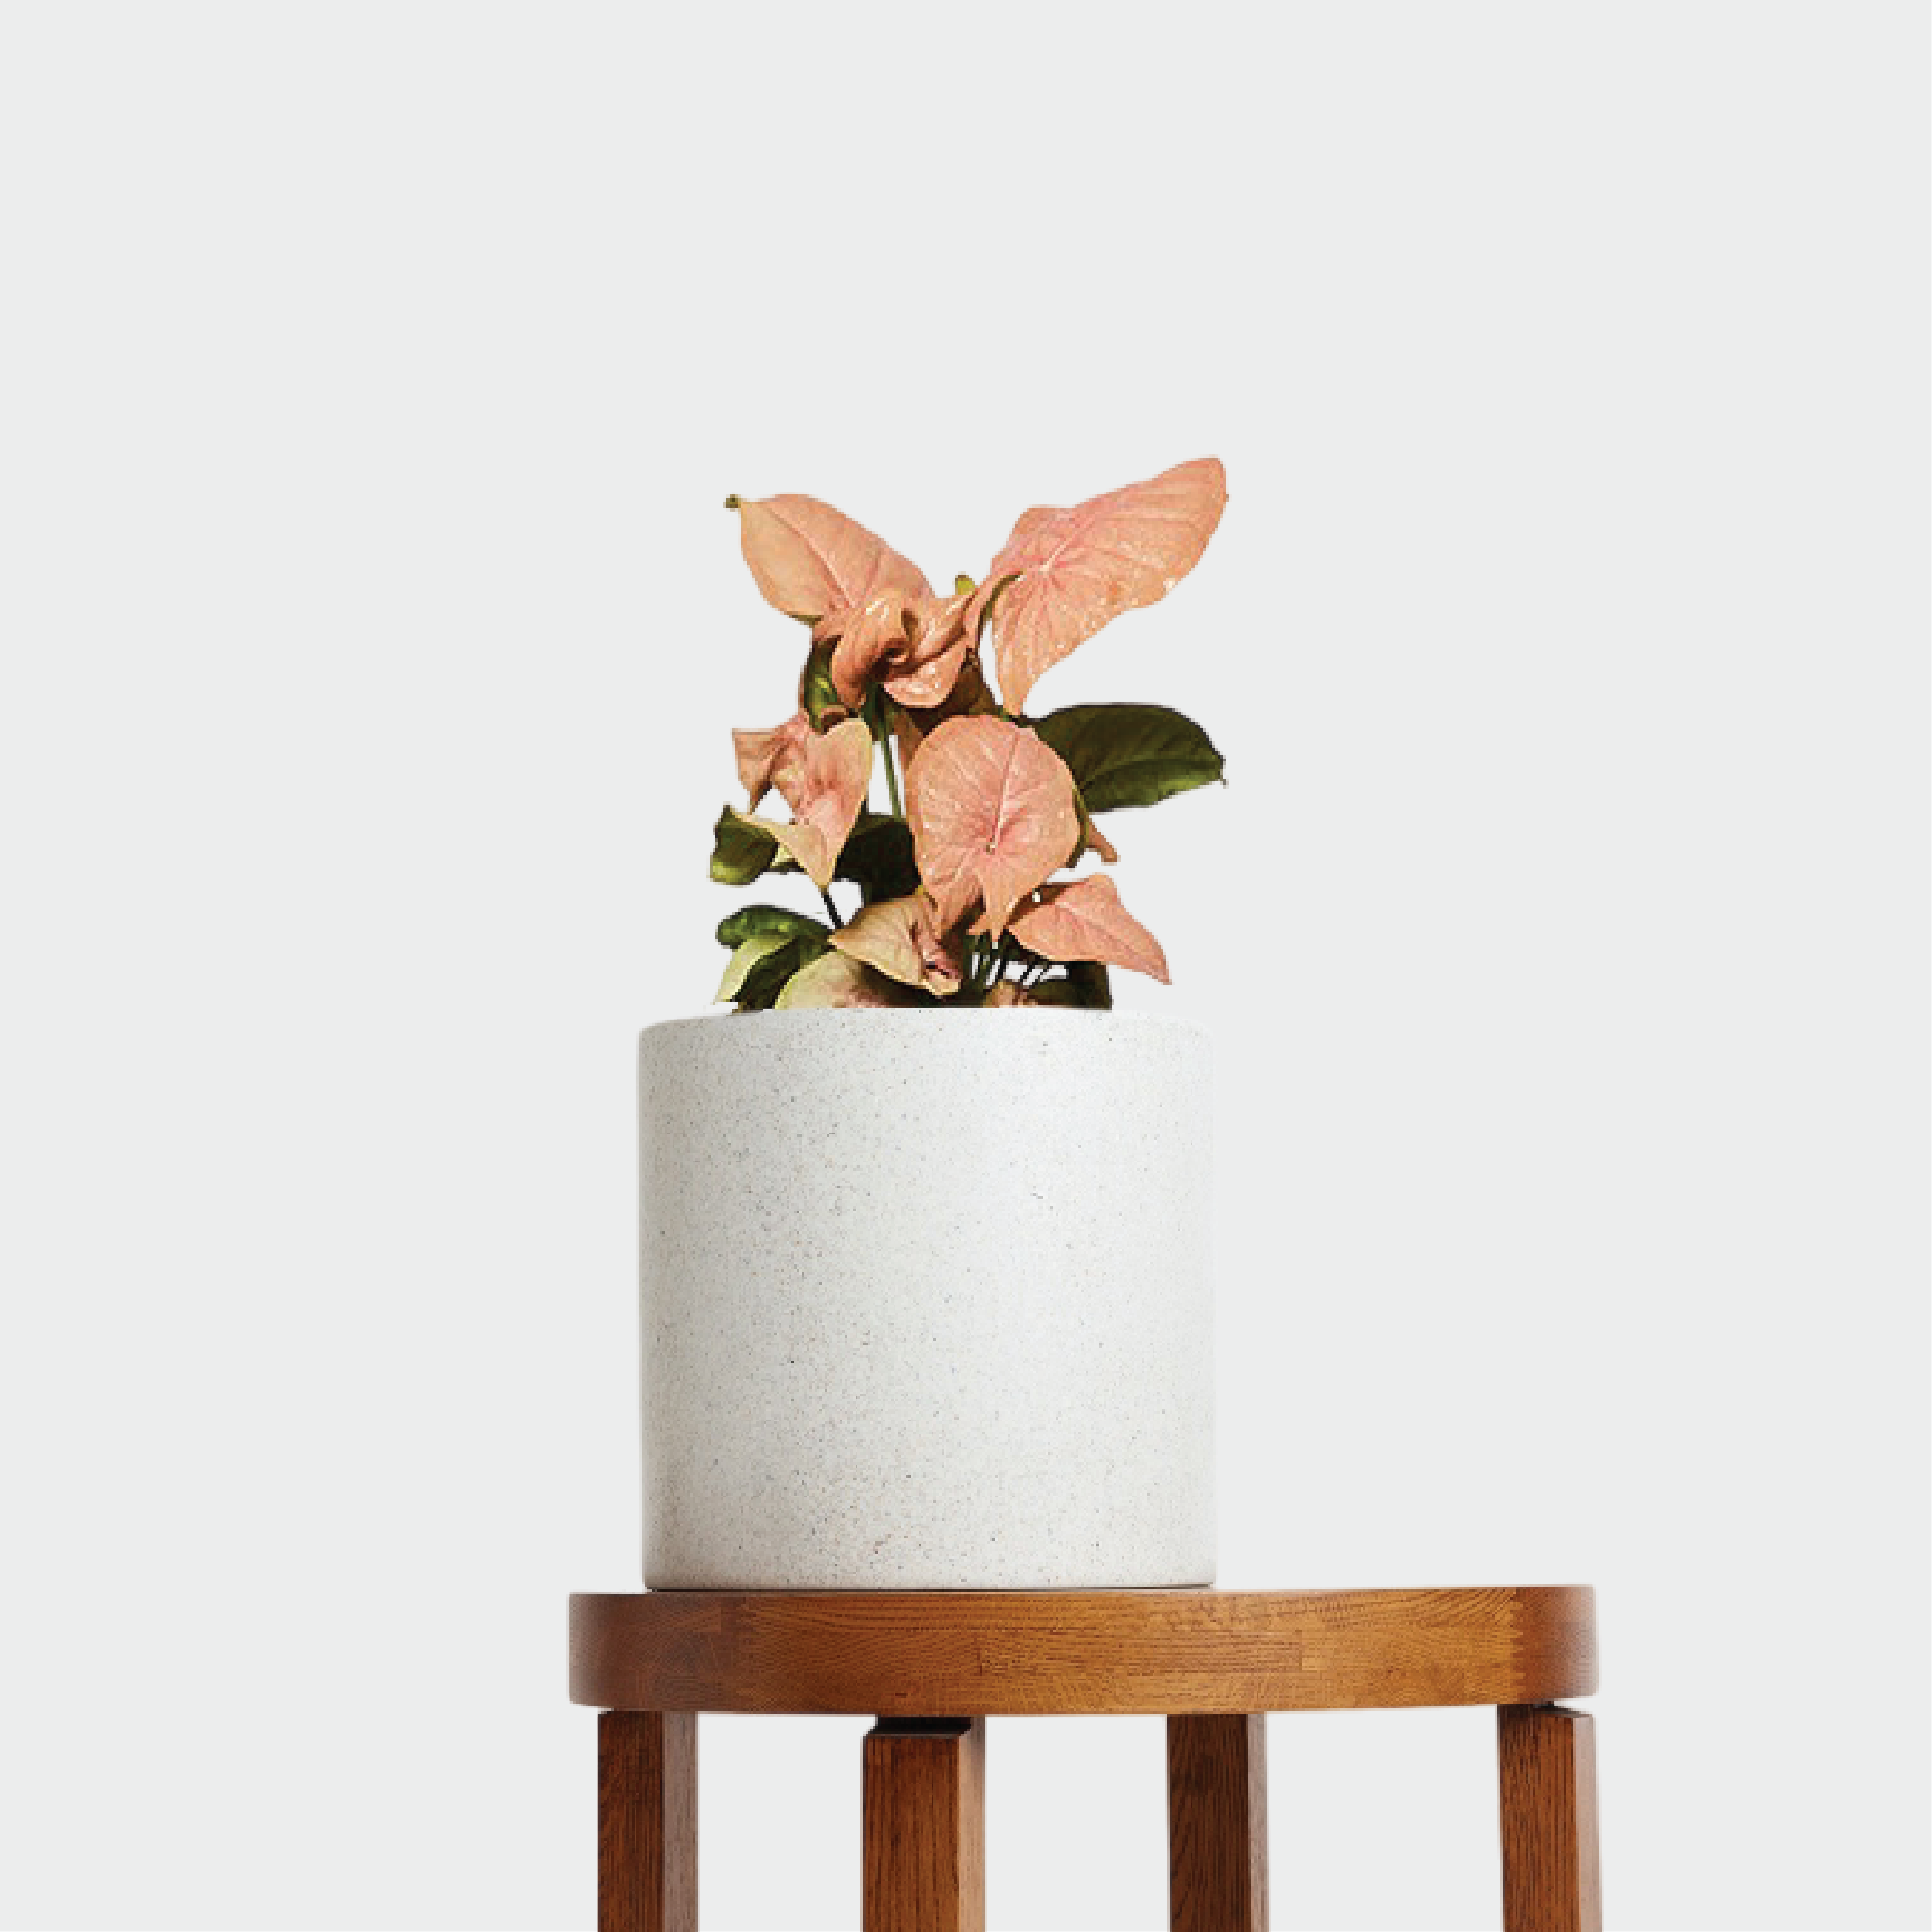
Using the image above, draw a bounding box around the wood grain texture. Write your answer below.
[569,1588,1595,1716]
[1169,1715,1267,1932]
[1499,1705,1601,1932]
[864,1718,986,1932]
[598,1710,696,1932]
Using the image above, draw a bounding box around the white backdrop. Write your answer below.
[1,5,1925,1930]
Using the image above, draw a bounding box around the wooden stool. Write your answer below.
[569,1586,1599,1932]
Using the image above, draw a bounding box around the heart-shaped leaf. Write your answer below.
[828,894,962,995]
[729,493,930,627]
[731,714,872,889]
[732,713,811,810]
[904,717,1081,937]
[1031,703,1226,812]
[715,905,831,950]
[970,458,1227,713]
[1006,874,1170,982]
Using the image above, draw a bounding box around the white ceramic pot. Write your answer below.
[638,1009,1214,1589]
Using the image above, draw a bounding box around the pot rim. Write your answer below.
[640,1007,1208,1048]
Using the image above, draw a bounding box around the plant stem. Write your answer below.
[863,691,905,818]
[819,886,844,929]
[880,720,904,817]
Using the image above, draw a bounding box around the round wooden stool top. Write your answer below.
[569,1586,1595,1716]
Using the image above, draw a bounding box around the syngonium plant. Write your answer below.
[710,458,1229,1010]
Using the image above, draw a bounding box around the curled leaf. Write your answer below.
[731,714,872,889]
[715,905,830,950]
[732,713,810,809]
[709,806,795,885]
[826,594,912,708]
[715,931,793,1003]
[904,716,1080,936]
[827,588,972,711]
[774,950,901,1009]
[1006,874,1170,983]
[725,930,827,1009]
[797,642,849,727]
[729,493,929,626]
[970,458,1228,713]
[828,894,962,995]
[881,591,972,707]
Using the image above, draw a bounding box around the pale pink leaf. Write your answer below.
[827,588,973,711]
[881,590,972,708]
[827,894,963,995]
[1006,873,1171,983]
[730,494,930,626]
[970,458,1227,713]
[904,717,1080,936]
[739,714,871,888]
[732,712,810,808]
[773,950,899,1009]
[827,593,914,708]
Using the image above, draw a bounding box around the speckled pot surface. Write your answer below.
[639,1009,1215,1589]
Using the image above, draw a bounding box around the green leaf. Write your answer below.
[836,811,920,902]
[799,642,846,727]
[715,905,831,950]
[715,932,793,1003]
[1027,961,1114,1009]
[709,806,799,885]
[732,931,829,1010]
[1029,703,1225,813]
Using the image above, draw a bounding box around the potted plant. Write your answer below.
[642,459,1229,1589]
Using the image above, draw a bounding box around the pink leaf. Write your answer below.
[827,894,963,995]
[1006,873,1171,983]
[827,594,914,708]
[970,458,1227,713]
[904,717,1080,936]
[736,714,872,889]
[827,588,973,711]
[732,713,810,809]
[882,590,972,708]
[730,494,930,626]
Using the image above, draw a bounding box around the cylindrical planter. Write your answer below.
[638,1009,1214,1589]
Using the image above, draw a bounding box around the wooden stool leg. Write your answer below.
[863,1717,986,1932]
[1167,1714,1268,1932]
[599,1710,696,1932]
[1498,1705,1600,1932]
